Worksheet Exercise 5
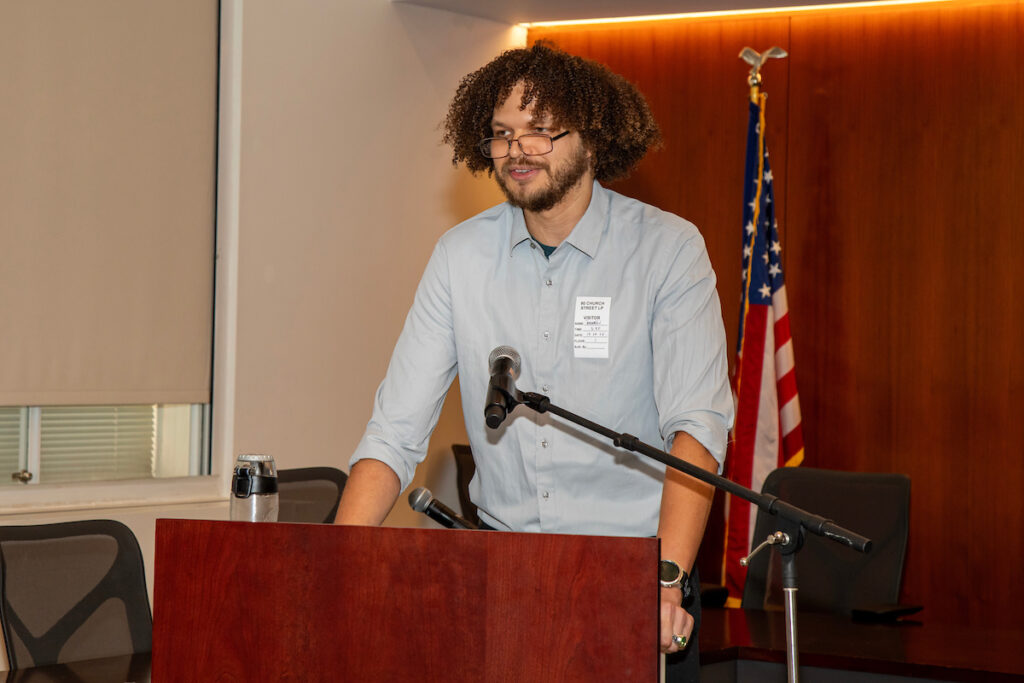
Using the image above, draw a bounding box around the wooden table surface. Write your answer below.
[700,607,1024,682]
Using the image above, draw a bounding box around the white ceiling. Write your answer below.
[393,0,863,25]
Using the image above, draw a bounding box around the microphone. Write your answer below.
[485,346,521,429]
[408,487,477,530]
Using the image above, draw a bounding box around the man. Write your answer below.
[337,42,733,681]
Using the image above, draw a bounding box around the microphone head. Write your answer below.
[408,487,434,512]
[488,345,521,379]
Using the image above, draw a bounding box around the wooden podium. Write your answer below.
[152,519,659,682]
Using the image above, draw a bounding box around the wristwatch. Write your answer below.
[659,559,692,599]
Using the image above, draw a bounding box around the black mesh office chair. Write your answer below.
[276,466,348,524]
[0,520,152,668]
[741,467,913,617]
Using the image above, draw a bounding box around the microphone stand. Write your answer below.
[501,389,872,683]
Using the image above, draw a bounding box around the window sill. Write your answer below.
[0,473,231,516]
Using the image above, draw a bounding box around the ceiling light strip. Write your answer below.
[521,0,956,28]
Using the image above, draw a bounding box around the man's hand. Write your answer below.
[659,586,692,654]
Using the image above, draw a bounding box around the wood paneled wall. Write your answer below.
[532,0,1023,629]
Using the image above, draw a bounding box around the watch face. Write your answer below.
[659,560,681,584]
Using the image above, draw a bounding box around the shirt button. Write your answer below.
[542,491,550,499]
[545,279,553,287]
[542,331,550,340]
[541,384,550,392]
[530,242,537,249]
[541,439,548,448]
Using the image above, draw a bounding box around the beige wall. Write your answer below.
[232,0,520,528]
[231,0,520,526]
[0,4,521,666]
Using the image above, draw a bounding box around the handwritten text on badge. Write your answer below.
[573,296,610,358]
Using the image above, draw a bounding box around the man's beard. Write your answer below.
[495,145,591,213]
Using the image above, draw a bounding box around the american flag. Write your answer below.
[723,93,805,601]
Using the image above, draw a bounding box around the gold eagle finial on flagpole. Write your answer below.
[739,46,788,101]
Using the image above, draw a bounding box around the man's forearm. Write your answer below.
[335,458,402,526]
[656,430,718,652]
[657,431,718,573]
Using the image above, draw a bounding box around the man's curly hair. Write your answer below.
[442,41,662,184]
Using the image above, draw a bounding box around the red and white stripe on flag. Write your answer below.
[722,93,805,603]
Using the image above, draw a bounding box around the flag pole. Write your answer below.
[725,49,789,598]
[746,59,761,104]
[732,46,804,683]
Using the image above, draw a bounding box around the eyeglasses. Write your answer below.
[478,131,570,159]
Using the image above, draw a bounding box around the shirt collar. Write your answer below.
[508,180,608,259]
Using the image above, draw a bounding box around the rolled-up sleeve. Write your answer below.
[349,240,459,491]
[651,230,735,469]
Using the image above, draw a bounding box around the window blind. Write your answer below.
[0,0,219,407]
[0,408,23,482]
[38,406,156,484]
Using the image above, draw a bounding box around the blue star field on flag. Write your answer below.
[738,101,785,341]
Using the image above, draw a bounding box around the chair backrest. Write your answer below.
[276,466,348,524]
[741,467,911,616]
[0,519,152,668]
[451,444,481,528]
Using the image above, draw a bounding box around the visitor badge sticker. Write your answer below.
[573,296,610,358]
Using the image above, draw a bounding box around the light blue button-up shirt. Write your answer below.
[351,181,734,537]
